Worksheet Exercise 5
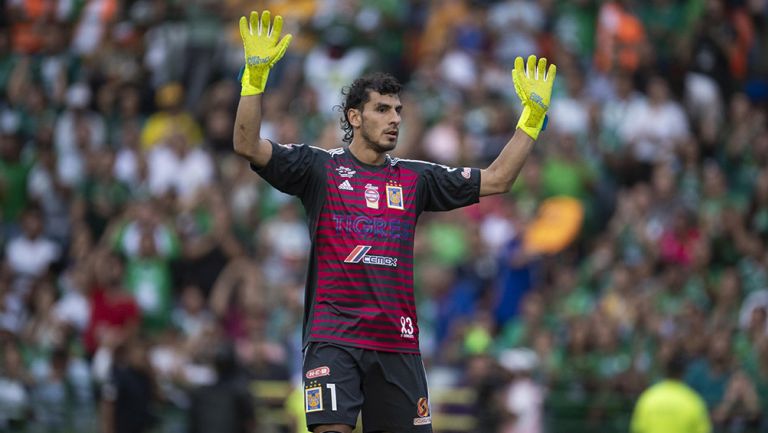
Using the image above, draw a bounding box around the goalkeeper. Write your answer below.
[232,10,556,433]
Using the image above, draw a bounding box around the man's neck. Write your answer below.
[349,141,386,166]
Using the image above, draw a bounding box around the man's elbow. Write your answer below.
[480,171,513,196]
[491,179,514,195]
[232,136,253,159]
[233,137,271,167]
[232,136,248,157]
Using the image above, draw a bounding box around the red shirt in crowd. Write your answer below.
[84,285,140,354]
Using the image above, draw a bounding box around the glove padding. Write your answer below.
[238,10,292,96]
[512,55,556,140]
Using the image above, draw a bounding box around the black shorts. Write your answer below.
[302,342,433,433]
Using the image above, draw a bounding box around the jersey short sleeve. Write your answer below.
[417,164,481,212]
[251,141,326,198]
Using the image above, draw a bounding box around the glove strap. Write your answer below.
[516,105,548,140]
[239,65,268,96]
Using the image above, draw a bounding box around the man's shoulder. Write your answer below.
[265,143,342,171]
[287,143,345,159]
[388,156,445,171]
[325,146,347,158]
[389,157,468,179]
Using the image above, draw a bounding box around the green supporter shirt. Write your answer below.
[631,380,711,433]
[124,257,172,333]
[555,0,597,57]
[0,157,33,222]
[541,157,595,200]
[426,221,468,267]
[113,222,179,333]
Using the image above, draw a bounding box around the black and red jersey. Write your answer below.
[254,142,480,354]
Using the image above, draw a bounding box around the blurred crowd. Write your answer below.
[1,0,767,432]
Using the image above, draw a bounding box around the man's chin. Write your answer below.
[375,140,398,152]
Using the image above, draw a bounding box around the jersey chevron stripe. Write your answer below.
[317,271,413,284]
[308,334,417,351]
[316,296,410,308]
[313,310,404,322]
[318,267,414,276]
[312,318,401,331]
[317,288,412,301]
[314,304,410,315]
[311,326,409,340]
[317,280,415,291]
[318,275,411,292]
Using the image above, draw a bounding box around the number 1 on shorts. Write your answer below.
[326,383,337,411]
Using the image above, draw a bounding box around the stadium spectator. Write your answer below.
[187,342,255,433]
[4,205,60,280]
[498,348,544,433]
[630,353,711,433]
[0,130,32,234]
[83,251,140,356]
[140,82,204,151]
[101,337,159,433]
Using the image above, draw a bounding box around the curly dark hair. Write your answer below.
[337,72,402,144]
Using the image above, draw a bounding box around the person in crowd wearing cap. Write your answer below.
[140,82,203,151]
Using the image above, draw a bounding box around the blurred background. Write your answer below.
[1,0,767,432]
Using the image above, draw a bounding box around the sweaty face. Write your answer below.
[357,91,402,153]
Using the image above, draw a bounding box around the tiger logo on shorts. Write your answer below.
[305,386,323,412]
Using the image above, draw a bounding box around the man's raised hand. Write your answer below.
[238,10,293,96]
[512,55,556,140]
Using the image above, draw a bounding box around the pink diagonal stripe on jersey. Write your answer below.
[343,245,371,263]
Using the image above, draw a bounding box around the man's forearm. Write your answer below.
[233,94,272,167]
[479,128,535,196]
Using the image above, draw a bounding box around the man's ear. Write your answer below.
[348,108,361,128]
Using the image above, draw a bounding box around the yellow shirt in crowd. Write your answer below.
[630,379,711,433]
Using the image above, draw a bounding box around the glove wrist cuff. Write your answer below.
[239,65,269,95]
[516,106,545,140]
[241,84,263,96]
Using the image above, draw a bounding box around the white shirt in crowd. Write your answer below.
[620,98,689,163]
[502,378,544,433]
[147,144,214,200]
[5,235,61,278]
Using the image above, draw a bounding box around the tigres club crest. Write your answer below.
[305,386,323,412]
[386,183,404,210]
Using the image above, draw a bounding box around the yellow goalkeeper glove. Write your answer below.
[512,55,556,140]
[238,10,293,96]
